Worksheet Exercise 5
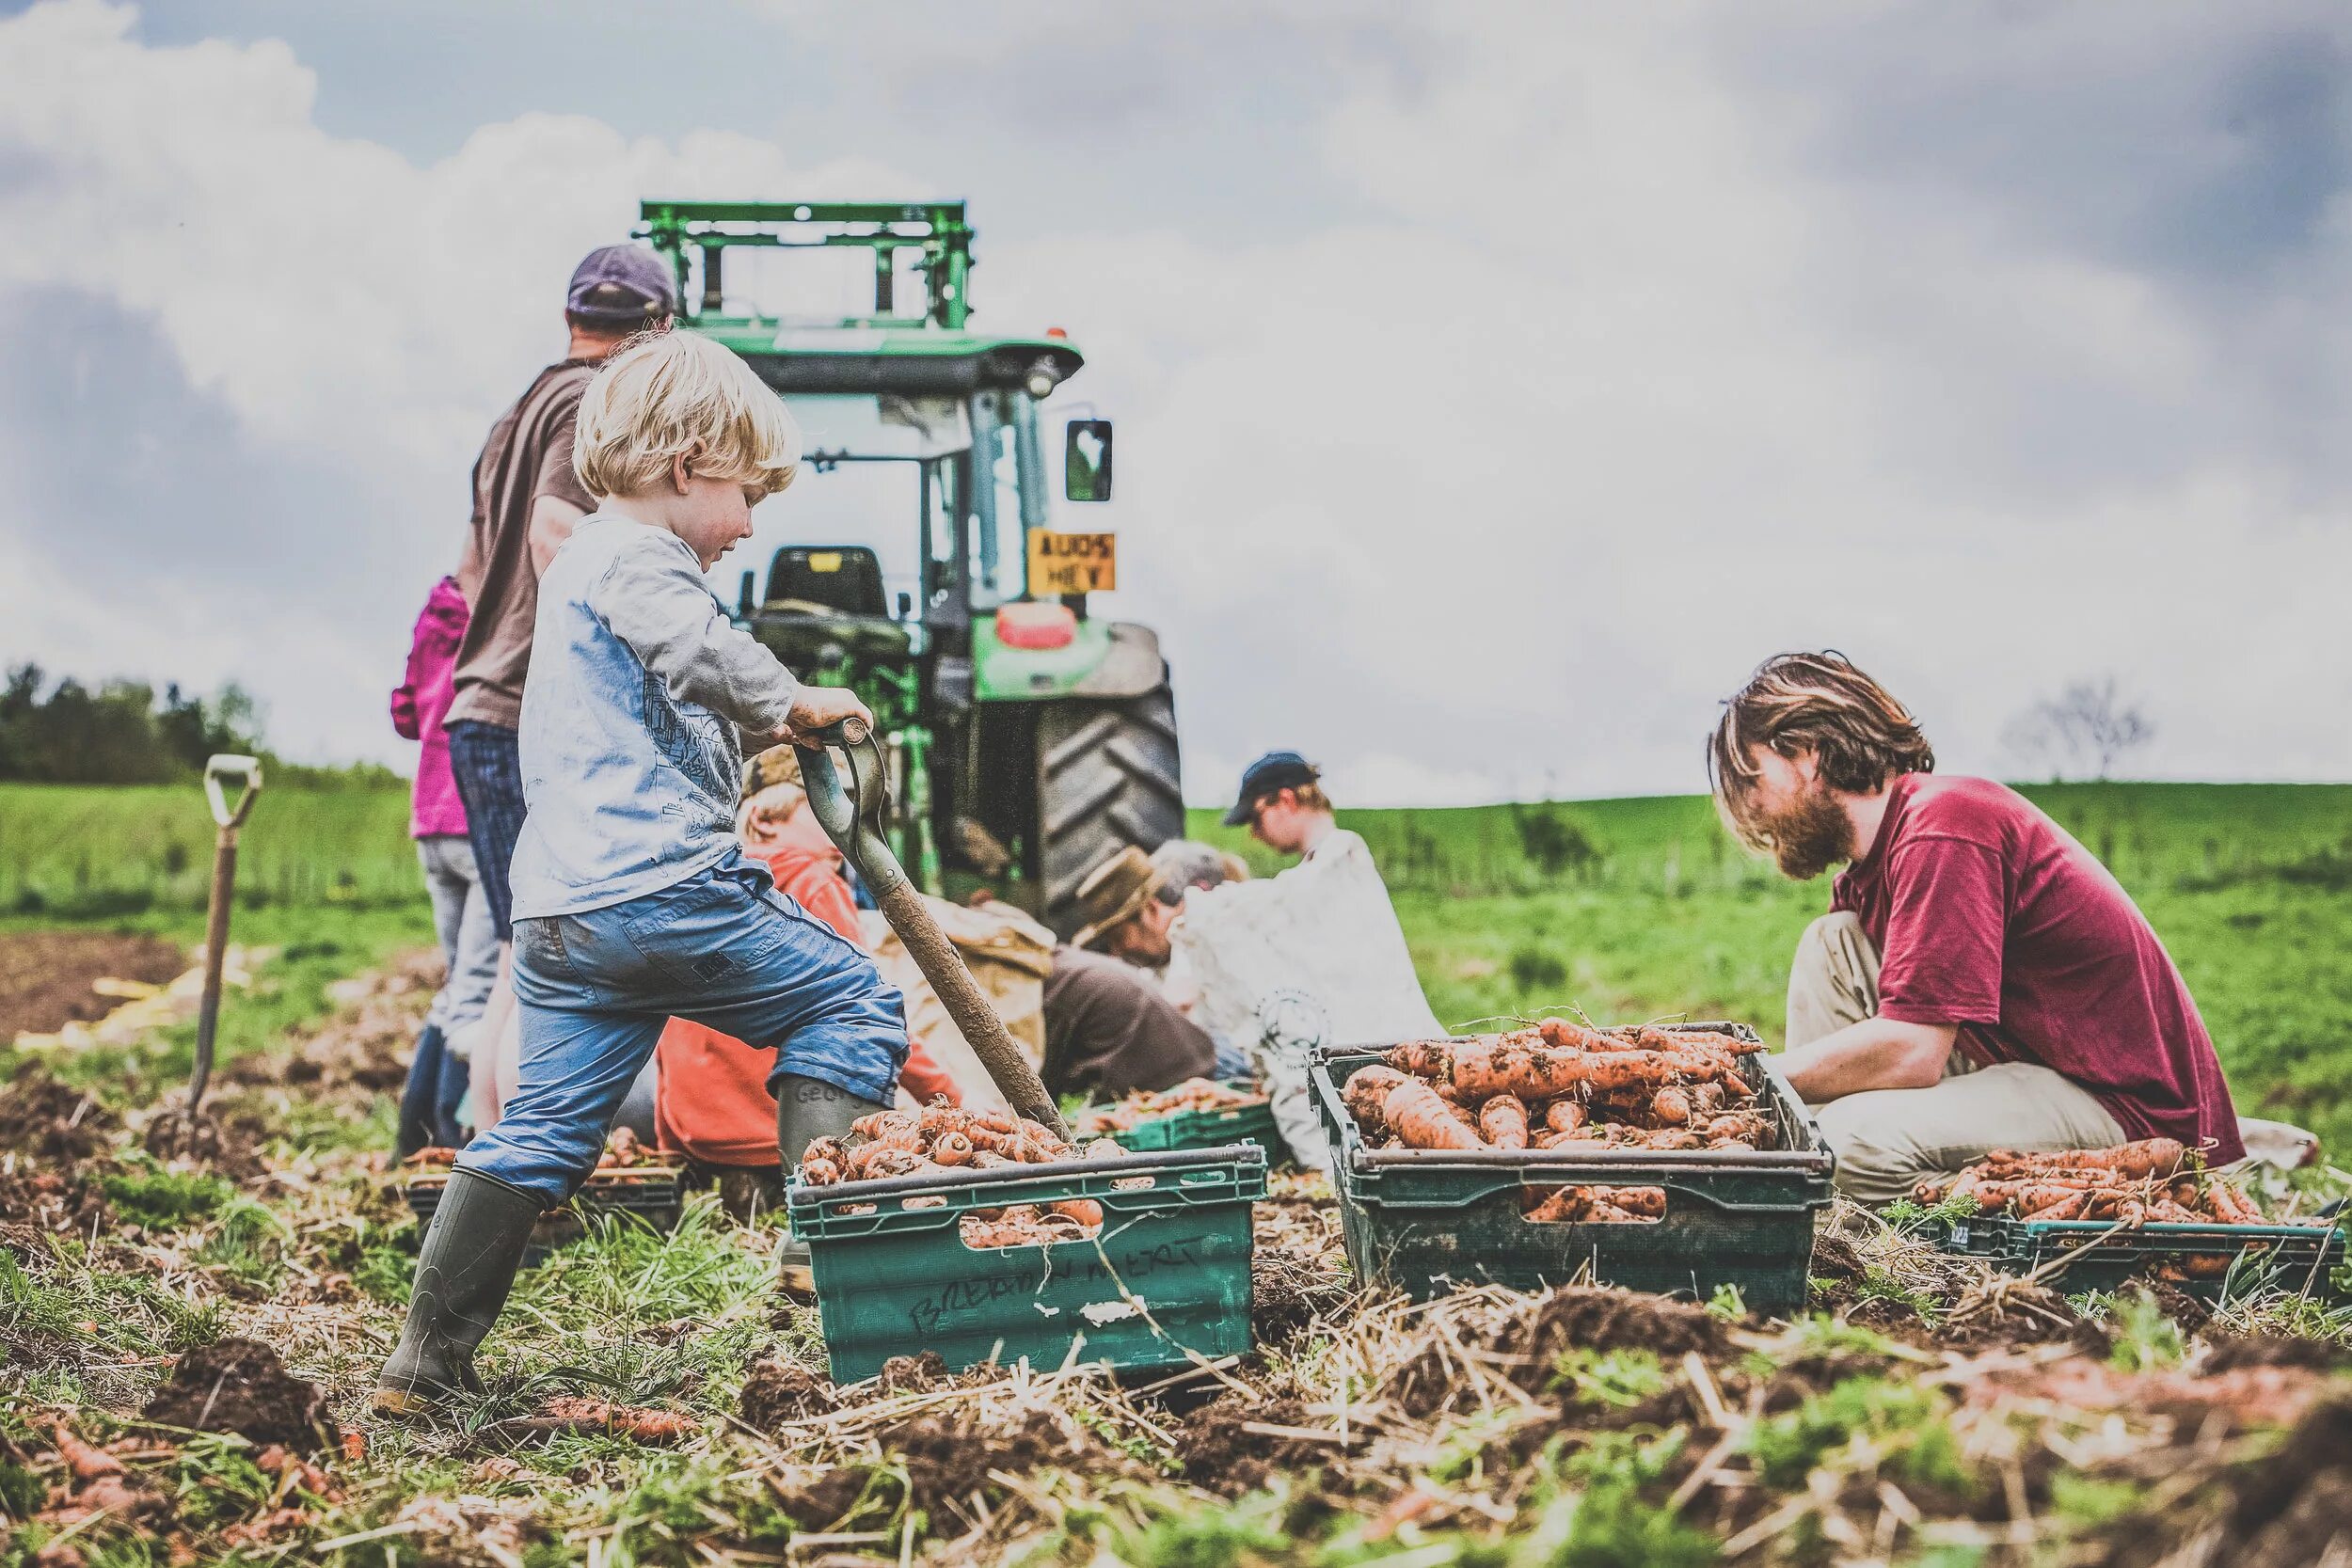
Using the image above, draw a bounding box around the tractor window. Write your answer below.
[968,392,1027,609]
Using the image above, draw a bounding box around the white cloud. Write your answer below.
[3,0,2349,799]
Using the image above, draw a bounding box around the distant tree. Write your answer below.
[0,664,263,784]
[1512,802,1601,879]
[2003,677,2157,782]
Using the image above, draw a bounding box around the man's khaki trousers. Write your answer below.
[1787,912,2124,1207]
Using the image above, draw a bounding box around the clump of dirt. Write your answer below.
[880,1406,1077,1508]
[1524,1287,1727,1364]
[772,1465,874,1531]
[740,1357,837,1432]
[142,1338,339,1454]
[0,1167,112,1234]
[2205,1336,2352,1374]
[1390,1287,1728,1419]
[0,1062,120,1162]
[1253,1246,1353,1345]
[877,1350,952,1394]
[1807,1229,1868,1291]
[0,930,185,1037]
[1177,1391,1341,1493]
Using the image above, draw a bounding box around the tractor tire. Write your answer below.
[1036,689,1184,939]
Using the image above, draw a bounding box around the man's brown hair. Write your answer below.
[1708,652,1934,848]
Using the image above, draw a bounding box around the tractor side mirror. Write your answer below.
[1065,419,1113,502]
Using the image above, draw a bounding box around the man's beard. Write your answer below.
[1760,786,1855,880]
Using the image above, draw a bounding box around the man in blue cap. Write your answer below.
[1223,751,1340,862]
[444,243,676,1125]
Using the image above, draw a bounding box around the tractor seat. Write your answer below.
[764,546,888,618]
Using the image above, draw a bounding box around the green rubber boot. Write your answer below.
[775,1073,885,1294]
[373,1167,541,1417]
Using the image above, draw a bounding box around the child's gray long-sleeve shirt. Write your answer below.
[508,515,803,919]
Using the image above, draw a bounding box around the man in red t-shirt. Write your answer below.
[1707,653,2243,1205]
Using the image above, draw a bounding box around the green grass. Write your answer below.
[1190,781,2352,1156]
[0,780,418,917]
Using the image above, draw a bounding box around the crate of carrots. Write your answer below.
[400,1129,686,1263]
[1311,1019,1836,1313]
[787,1101,1268,1382]
[1072,1077,1287,1164]
[1915,1139,2346,1303]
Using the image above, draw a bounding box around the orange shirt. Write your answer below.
[654,842,957,1166]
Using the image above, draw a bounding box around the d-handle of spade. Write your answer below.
[793,721,1072,1142]
[186,754,262,1114]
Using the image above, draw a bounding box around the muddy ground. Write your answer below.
[0,929,187,1037]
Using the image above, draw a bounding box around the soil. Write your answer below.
[2204,1335,2352,1374]
[877,1350,953,1394]
[739,1357,837,1432]
[0,1062,122,1163]
[1252,1246,1353,1345]
[2223,1396,2352,1567]
[881,1406,1076,1510]
[772,1465,872,1531]
[1390,1287,1727,1420]
[0,930,185,1038]
[0,1168,112,1234]
[141,1338,339,1454]
[221,949,440,1101]
[1523,1286,1727,1364]
[141,1105,269,1181]
[1175,1391,1336,1492]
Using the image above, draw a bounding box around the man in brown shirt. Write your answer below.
[443,244,675,943]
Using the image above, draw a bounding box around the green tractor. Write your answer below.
[638,200,1182,937]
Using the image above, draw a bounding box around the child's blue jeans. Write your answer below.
[457,853,907,1203]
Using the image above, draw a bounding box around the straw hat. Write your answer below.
[1071,846,1155,950]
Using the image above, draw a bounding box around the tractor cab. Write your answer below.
[639,201,1181,935]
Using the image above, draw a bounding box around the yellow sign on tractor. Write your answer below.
[1027,531,1117,594]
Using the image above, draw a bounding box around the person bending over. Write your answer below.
[376,330,897,1413]
[1708,652,2241,1206]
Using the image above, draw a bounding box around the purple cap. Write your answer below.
[566,244,675,327]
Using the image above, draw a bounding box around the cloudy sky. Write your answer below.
[4,0,2350,804]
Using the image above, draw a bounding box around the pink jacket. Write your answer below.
[391,577,469,839]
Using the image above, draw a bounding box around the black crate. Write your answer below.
[405,1167,684,1266]
[1313,1025,1836,1315]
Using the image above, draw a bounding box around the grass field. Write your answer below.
[0,781,419,917]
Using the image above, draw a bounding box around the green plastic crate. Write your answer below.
[1312,1026,1836,1315]
[787,1145,1268,1383]
[1105,1100,1288,1165]
[1931,1213,2347,1304]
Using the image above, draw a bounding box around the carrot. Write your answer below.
[1382,1078,1489,1151]
[845,1145,933,1180]
[1385,1041,1457,1079]
[1651,1087,1692,1126]
[2021,1192,2090,1221]
[2206,1181,2264,1225]
[1478,1094,1531,1150]
[1535,1017,1615,1052]
[538,1397,697,1443]
[929,1131,977,1167]
[1343,1066,1409,1132]
[1450,1044,1703,1101]
[1979,1138,2185,1180]
[1049,1198,1104,1229]
[51,1426,123,1481]
[1542,1101,1588,1134]
[1704,1112,1772,1147]
[850,1109,919,1142]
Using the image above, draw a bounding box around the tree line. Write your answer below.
[0,663,398,788]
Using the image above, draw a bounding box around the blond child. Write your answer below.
[377,330,902,1412]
